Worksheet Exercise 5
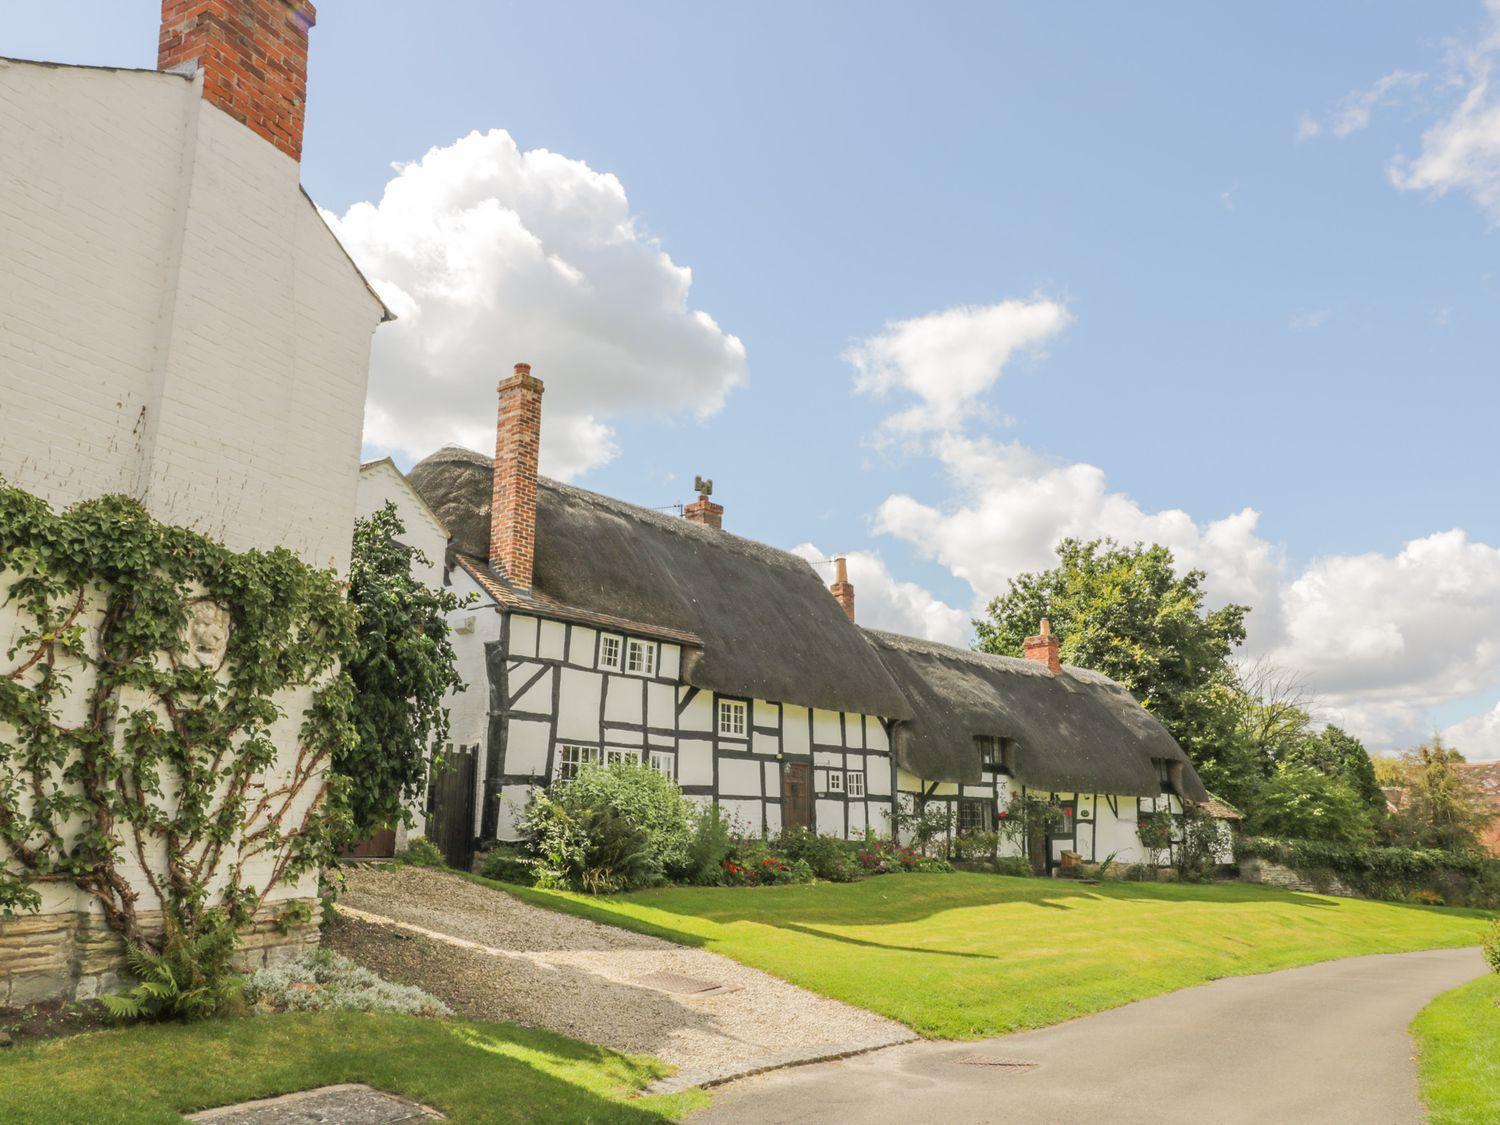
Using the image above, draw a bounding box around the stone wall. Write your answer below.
[0,899,320,1009]
[1238,856,1359,898]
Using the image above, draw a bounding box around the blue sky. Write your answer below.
[15,2,1500,756]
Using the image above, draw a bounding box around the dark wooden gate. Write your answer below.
[427,744,479,870]
[782,761,812,830]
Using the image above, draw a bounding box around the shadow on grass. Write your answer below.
[774,921,1001,959]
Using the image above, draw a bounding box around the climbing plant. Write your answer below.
[0,481,357,956]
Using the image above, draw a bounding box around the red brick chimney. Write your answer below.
[684,477,723,530]
[158,0,317,161]
[490,363,544,590]
[830,556,855,622]
[1023,617,1061,674]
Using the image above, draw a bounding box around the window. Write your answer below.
[649,751,674,778]
[975,735,1006,772]
[602,747,640,767]
[599,635,622,670]
[827,770,844,794]
[718,699,747,737]
[558,744,600,781]
[626,638,656,676]
[845,770,865,798]
[957,799,994,836]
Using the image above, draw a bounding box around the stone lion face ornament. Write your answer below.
[183,599,232,671]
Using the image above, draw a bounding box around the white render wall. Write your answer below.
[355,461,448,591]
[0,59,384,573]
[481,612,896,841]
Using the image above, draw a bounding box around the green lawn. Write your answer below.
[0,1011,703,1124]
[1412,973,1500,1125]
[491,872,1493,1039]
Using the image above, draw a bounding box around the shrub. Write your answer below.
[245,949,450,1017]
[778,828,861,882]
[853,838,952,874]
[893,802,955,858]
[524,792,657,894]
[101,915,242,1023]
[722,838,813,885]
[951,831,1000,864]
[1237,836,1500,908]
[399,836,446,868]
[1483,920,1500,975]
[476,844,535,886]
[682,804,735,885]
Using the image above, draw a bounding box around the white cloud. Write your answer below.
[1443,702,1500,762]
[1389,2,1500,222]
[849,299,1500,756]
[790,544,969,647]
[327,129,747,479]
[847,299,1071,435]
[1289,308,1332,331]
[1299,70,1426,142]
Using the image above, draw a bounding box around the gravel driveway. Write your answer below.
[329,866,912,1092]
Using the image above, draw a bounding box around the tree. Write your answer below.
[339,503,472,836]
[1381,737,1496,854]
[1288,724,1384,818]
[975,538,1250,799]
[1249,761,1376,846]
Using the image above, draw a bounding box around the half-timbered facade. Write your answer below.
[409,364,1221,863]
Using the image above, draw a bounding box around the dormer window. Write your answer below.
[718,699,747,737]
[626,639,656,676]
[599,635,622,671]
[976,735,1007,773]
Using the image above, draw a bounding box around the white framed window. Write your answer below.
[845,771,865,798]
[827,770,844,794]
[599,635,622,671]
[558,743,600,781]
[649,750,674,778]
[626,638,656,676]
[718,699,747,736]
[602,747,641,767]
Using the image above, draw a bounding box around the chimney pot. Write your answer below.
[830,556,856,622]
[490,363,544,589]
[158,1,318,162]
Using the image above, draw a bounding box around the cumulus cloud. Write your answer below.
[847,299,1500,759]
[790,544,970,646]
[327,129,747,479]
[1289,308,1332,331]
[1444,702,1500,762]
[1388,2,1500,222]
[847,299,1071,435]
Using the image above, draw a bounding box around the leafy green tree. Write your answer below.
[339,503,471,836]
[975,538,1250,799]
[1250,761,1376,846]
[1382,737,1496,854]
[1288,724,1385,818]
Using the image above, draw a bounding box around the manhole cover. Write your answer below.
[954,1055,1039,1072]
[630,971,742,997]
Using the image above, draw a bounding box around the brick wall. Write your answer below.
[490,365,545,589]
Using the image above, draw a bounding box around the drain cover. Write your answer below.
[954,1055,1039,1072]
[630,971,742,997]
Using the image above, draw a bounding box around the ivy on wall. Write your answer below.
[0,481,357,953]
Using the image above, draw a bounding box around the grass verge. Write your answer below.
[0,1010,704,1124]
[480,871,1492,1038]
[1412,973,1500,1125]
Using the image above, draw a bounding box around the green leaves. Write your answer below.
[0,480,356,960]
[338,502,473,837]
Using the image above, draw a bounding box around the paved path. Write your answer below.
[701,947,1486,1125]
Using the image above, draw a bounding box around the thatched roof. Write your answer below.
[407,447,913,720]
[865,630,1208,800]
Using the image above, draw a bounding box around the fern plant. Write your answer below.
[101,917,243,1022]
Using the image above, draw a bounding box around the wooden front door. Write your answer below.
[782,761,812,830]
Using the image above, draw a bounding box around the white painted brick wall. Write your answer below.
[0,59,384,573]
